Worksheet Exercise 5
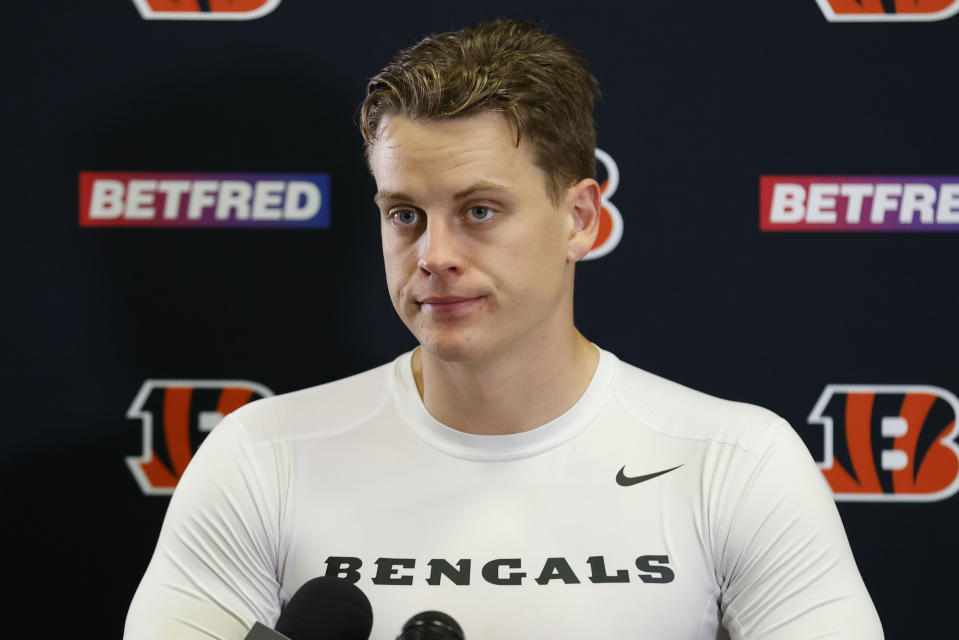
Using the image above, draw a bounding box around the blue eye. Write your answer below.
[468,206,493,221]
[393,209,418,225]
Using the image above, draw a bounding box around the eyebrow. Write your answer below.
[452,181,513,200]
[373,190,413,205]
[374,181,513,205]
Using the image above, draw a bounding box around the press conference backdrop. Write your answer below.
[3,2,957,636]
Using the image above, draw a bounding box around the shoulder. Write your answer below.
[609,354,790,453]
[225,358,398,444]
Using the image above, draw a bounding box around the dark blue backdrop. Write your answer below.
[3,2,957,636]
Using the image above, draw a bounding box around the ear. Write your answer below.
[565,178,602,263]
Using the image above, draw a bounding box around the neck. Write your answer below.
[411,330,599,435]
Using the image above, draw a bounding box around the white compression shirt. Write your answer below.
[124,348,883,639]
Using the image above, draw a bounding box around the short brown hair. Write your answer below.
[360,19,600,204]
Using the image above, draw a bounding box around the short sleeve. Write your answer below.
[124,415,282,640]
[717,421,884,639]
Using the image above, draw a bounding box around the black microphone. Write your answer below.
[397,611,465,640]
[244,576,374,640]
[245,622,290,640]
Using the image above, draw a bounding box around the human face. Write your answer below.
[370,112,592,364]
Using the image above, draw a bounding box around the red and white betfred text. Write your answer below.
[760,176,959,232]
[79,172,330,228]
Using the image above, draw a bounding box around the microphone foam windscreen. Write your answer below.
[399,610,465,640]
[274,576,374,640]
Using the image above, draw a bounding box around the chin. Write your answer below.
[417,339,479,363]
[414,329,492,364]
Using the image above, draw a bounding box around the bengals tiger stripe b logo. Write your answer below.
[132,0,282,20]
[583,149,623,261]
[126,380,273,495]
[809,385,959,501]
[815,0,959,21]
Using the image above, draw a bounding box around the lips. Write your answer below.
[417,295,485,313]
[419,296,478,304]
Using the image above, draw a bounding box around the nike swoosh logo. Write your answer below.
[616,464,683,487]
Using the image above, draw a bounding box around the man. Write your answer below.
[125,19,883,639]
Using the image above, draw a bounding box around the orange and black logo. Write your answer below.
[815,0,959,21]
[809,385,959,501]
[126,380,273,495]
[132,0,282,20]
[584,149,623,260]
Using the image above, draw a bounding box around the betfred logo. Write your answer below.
[79,172,330,228]
[816,0,959,21]
[132,0,281,20]
[809,385,959,502]
[127,380,273,495]
[760,176,959,231]
[584,149,623,260]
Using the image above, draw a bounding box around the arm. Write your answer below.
[124,416,283,640]
[717,421,883,639]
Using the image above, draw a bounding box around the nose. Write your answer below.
[417,217,461,277]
